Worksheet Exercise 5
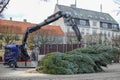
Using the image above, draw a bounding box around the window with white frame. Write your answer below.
[93,21,97,26]
[104,32,107,36]
[81,29,85,34]
[86,29,89,34]
[102,23,108,28]
[79,19,89,26]
[112,24,118,30]
[100,22,109,29]
[92,29,97,35]
[112,32,114,38]
[108,32,111,37]
[100,31,103,36]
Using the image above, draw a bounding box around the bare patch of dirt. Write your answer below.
[25,69,39,73]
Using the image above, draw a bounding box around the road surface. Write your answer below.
[0,63,120,80]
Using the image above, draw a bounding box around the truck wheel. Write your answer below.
[9,61,15,68]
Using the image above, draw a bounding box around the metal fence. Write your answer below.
[39,44,82,55]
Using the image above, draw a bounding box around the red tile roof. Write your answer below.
[0,19,64,35]
[41,25,64,35]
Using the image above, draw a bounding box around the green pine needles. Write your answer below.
[36,45,120,74]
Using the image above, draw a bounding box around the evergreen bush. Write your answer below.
[36,45,119,74]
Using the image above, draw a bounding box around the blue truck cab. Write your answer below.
[4,44,19,67]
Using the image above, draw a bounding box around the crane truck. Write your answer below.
[3,11,82,68]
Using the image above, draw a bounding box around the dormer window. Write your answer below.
[73,10,78,16]
[100,16,105,20]
[95,16,98,19]
[79,14,83,17]
[88,15,93,18]
[106,18,109,20]
[65,11,72,15]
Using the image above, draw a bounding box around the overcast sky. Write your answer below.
[3,0,120,24]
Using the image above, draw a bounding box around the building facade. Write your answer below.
[53,4,120,45]
[0,19,64,56]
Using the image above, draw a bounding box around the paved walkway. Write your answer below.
[1,63,120,80]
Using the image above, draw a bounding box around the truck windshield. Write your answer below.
[5,48,11,54]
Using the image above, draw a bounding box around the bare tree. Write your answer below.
[113,0,120,5]
[113,0,120,15]
[112,35,120,47]
[0,25,21,47]
[66,32,79,44]
[0,0,10,15]
[84,33,104,46]
[27,29,61,49]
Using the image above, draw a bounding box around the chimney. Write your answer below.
[71,0,77,8]
[100,4,102,12]
[71,4,76,8]
[56,0,59,4]
[75,0,77,7]
[10,17,12,20]
[23,19,27,22]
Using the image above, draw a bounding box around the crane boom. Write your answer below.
[21,11,82,60]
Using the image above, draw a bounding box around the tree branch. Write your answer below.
[0,0,10,14]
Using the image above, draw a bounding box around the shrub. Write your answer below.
[36,45,119,74]
[37,52,78,74]
[74,45,118,71]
